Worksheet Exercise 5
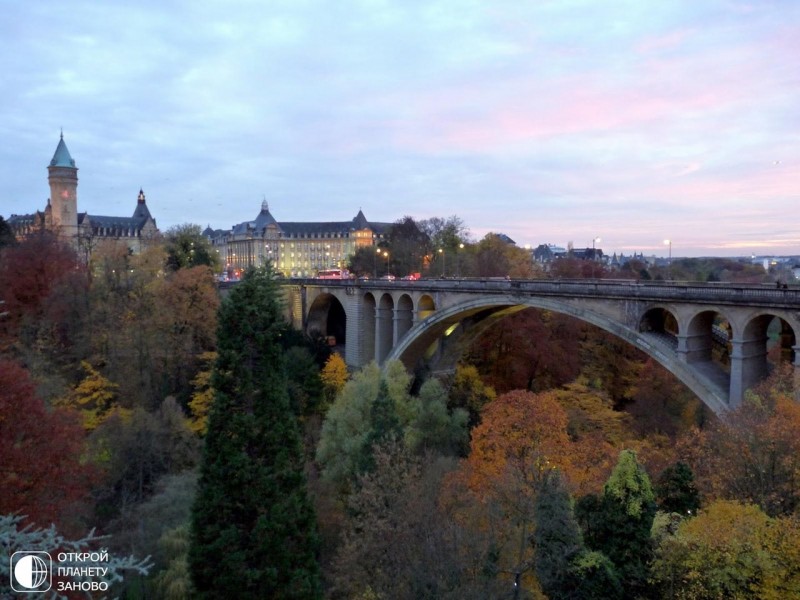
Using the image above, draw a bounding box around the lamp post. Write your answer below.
[383,250,389,276]
[438,248,445,277]
[457,242,464,278]
[664,239,672,279]
[374,247,381,278]
[591,237,601,278]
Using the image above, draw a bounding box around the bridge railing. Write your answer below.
[281,277,800,308]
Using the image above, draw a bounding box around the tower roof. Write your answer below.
[49,132,76,168]
[132,189,153,222]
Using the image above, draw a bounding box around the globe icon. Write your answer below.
[14,554,49,589]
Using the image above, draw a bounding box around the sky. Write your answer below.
[1,0,798,258]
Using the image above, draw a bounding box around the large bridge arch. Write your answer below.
[307,292,347,345]
[387,294,731,414]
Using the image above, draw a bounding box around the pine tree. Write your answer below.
[655,461,701,516]
[533,469,584,599]
[189,266,321,599]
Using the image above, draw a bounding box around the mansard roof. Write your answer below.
[229,203,392,238]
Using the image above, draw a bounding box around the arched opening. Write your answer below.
[306,293,347,347]
[417,294,435,320]
[376,293,395,364]
[639,306,679,349]
[396,294,414,342]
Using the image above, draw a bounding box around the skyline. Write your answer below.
[2,1,798,258]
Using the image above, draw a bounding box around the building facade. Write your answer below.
[207,200,391,278]
[7,134,159,254]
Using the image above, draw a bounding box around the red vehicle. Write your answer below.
[402,272,421,281]
[316,269,351,279]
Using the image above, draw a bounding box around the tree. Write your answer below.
[447,363,496,429]
[679,387,800,517]
[576,449,656,598]
[0,359,96,531]
[164,224,220,272]
[59,360,123,431]
[655,462,701,516]
[404,378,469,457]
[0,215,15,248]
[189,266,321,599]
[320,353,348,410]
[651,500,800,599]
[188,351,217,435]
[533,469,584,599]
[473,233,539,278]
[449,389,574,594]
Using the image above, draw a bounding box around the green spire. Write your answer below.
[49,132,76,168]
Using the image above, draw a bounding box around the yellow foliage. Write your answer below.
[59,361,121,431]
[320,353,349,409]
[188,351,217,435]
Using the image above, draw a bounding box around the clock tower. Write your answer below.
[48,132,78,239]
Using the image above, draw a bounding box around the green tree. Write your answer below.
[577,449,656,598]
[164,224,221,272]
[533,469,584,599]
[189,266,321,599]
[0,216,15,248]
[655,462,701,516]
[404,378,469,457]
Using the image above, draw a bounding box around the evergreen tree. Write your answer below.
[655,461,701,516]
[576,449,656,598]
[189,266,321,599]
[533,469,584,599]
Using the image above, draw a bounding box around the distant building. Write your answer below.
[7,133,159,254]
[206,200,391,277]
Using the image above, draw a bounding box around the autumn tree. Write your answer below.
[320,353,348,410]
[472,233,540,278]
[651,500,800,599]
[188,351,216,435]
[679,386,800,517]
[190,266,321,599]
[447,389,574,594]
[387,216,429,276]
[0,359,96,530]
[59,360,123,431]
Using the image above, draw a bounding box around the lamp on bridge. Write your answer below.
[664,239,672,279]
[592,237,601,278]
[374,246,382,278]
[438,248,445,277]
[383,250,390,275]
[457,242,464,278]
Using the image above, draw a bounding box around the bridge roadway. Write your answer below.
[277,277,800,415]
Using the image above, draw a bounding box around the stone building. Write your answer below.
[207,200,391,277]
[7,133,159,254]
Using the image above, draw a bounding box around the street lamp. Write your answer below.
[591,237,601,278]
[374,247,381,278]
[438,248,445,277]
[383,250,389,276]
[457,243,464,278]
[664,239,672,279]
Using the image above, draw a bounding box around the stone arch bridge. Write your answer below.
[278,278,800,415]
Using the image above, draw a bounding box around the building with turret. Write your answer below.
[206,200,391,277]
[7,133,159,254]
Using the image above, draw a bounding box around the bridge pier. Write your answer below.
[729,333,769,408]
